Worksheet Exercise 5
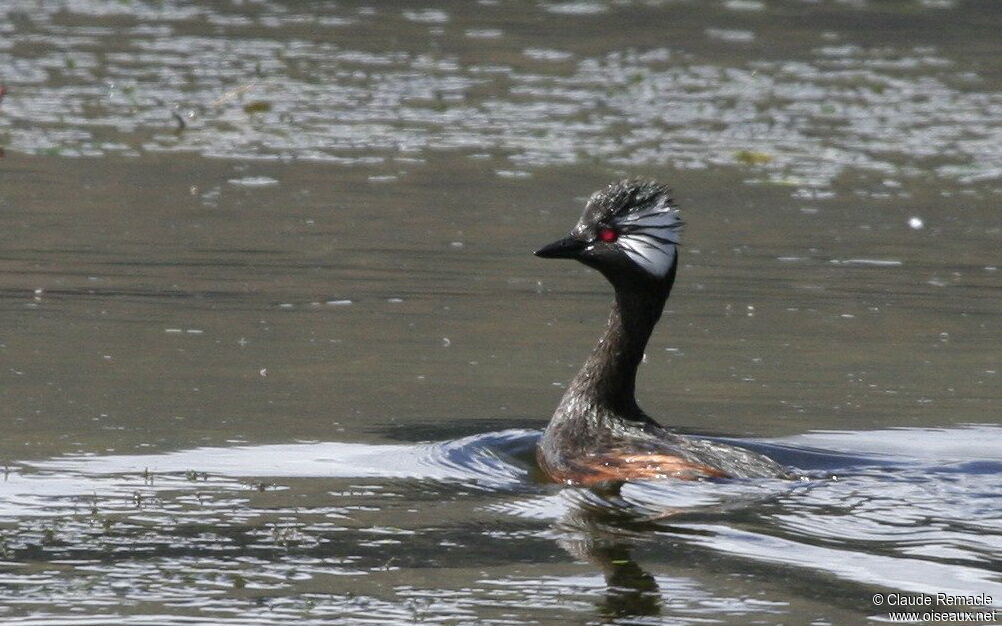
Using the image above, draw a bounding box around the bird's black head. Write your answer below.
[535,179,682,285]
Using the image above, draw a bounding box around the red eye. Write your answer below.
[597,227,618,243]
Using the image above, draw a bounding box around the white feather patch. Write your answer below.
[614,204,681,277]
[619,231,677,277]
[623,213,683,238]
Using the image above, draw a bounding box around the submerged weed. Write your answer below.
[734,149,774,166]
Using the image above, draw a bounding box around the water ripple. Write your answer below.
[2,2,1001,191]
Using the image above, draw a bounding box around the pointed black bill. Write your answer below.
[534,236,586,259]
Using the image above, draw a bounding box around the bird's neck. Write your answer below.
[558,266,676,421]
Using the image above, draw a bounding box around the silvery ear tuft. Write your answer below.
[608,181,683,279]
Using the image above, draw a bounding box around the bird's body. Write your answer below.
[535,180,789,485]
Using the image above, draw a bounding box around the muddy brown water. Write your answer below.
[1,1,1000,624]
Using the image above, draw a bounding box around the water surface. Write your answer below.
[1,1,1000,624]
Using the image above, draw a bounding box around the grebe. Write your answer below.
[535,179,789,485]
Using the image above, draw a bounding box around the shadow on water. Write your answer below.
[2,425,1000,623]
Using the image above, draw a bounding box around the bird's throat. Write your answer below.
[557,265,676,421]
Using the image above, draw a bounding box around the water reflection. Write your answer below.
[3,1,1002,193]
[561,539,661,619]
[2,425,1000,623]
